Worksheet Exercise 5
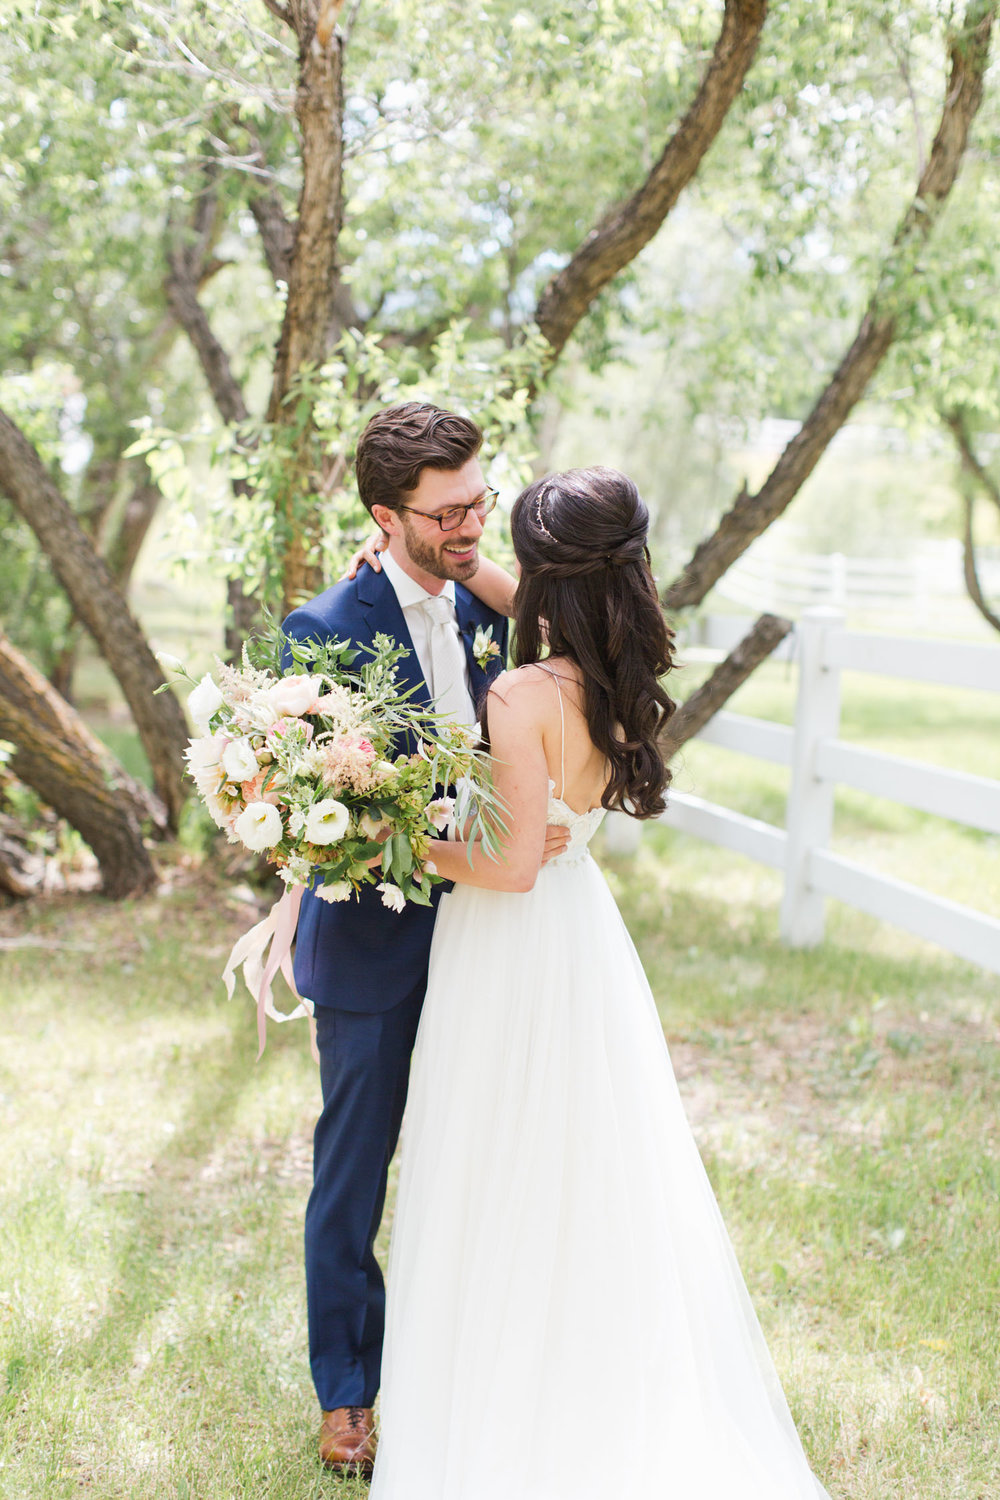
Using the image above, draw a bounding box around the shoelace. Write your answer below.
[346,1406,368,1432]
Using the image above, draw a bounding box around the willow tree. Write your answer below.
[0,0,997,894]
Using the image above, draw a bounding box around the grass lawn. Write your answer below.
[1,664,997,1498]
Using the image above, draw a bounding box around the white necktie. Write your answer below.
[421,594,476,730]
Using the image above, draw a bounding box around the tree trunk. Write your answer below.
[0,631,168,834]
[268,1,348,615]
[0,640,158,898]
[659,613,793,760]
[663,0,996,613]
[0,814,45,899]
[534,0,769,364]
[0,410,189,829]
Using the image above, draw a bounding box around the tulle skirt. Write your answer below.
[369,854,829,1499]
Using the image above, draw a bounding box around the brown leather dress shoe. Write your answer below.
[318,1405,377,1475]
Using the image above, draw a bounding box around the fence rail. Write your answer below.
[714,540,1000,619]
[607,608,1000,975]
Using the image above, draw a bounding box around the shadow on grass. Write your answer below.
[602,832,995,1035]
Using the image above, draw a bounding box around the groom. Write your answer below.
[282,402,513,1473]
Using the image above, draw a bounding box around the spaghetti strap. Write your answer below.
[535,664,566,799]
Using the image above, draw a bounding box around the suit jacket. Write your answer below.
[282,563,509,1013]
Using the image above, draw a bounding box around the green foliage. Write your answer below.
[2,0,999,658]
[128,323,548,606]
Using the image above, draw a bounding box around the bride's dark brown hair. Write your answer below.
[508,466,676,819]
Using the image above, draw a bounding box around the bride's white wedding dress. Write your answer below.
[370,690,830,1499]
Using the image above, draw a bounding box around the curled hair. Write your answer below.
[510,467,676,819]
[355,402,483,516]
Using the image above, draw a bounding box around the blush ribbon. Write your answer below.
[222,883,319,1062]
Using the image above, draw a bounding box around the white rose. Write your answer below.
[304,799,350,845]
[155,651,184,673]
[222,738,259,783]
[188,674,225,730]
[315,880,353,904]
[233,801,283,851]
[265,675,323,718]
[377,882,406,914]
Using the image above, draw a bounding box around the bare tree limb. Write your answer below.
[534,0,769,363]
[663,0,996,613]
[659,613,793,760]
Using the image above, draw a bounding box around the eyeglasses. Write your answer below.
[398,488,498,533]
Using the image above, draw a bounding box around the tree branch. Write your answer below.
[262,0,295,28]
[0,410,189,828]
[944,407,1000,636]
[944,406,1000,516]
[248,188,296,284]
[165,173,250,426]
[663,0,996,613]
[104,474,164,590]
[534,0,769,363]
[960,490,1000,635]
[659,613,793,760]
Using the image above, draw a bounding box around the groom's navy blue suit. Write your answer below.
[282,562,508,1411]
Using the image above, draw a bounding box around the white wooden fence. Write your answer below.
[714,539,1000,621]
[606,608,1000,975]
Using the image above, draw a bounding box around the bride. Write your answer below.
[368,466,829,1499]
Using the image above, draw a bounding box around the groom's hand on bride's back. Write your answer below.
[541,825,570,863]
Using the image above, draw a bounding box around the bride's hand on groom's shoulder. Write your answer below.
[343,531,387,580]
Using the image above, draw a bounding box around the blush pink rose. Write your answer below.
[265,675,324,717]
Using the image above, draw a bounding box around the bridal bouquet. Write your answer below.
[157,625,502,1053]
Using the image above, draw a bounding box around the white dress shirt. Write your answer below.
[379,550,476,725]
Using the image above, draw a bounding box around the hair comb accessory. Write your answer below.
[535,484,558,541]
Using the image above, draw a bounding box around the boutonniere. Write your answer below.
[472,624,502,672]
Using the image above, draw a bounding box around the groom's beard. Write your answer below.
[398,515,482,583]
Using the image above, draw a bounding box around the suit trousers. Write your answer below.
[305,978,426,1411]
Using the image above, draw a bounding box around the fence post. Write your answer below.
[830,552,847,608]
[780,606,844,947]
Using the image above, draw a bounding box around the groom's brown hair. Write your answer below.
[354,402,483,517]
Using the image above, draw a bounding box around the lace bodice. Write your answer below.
[546,786,606,867]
